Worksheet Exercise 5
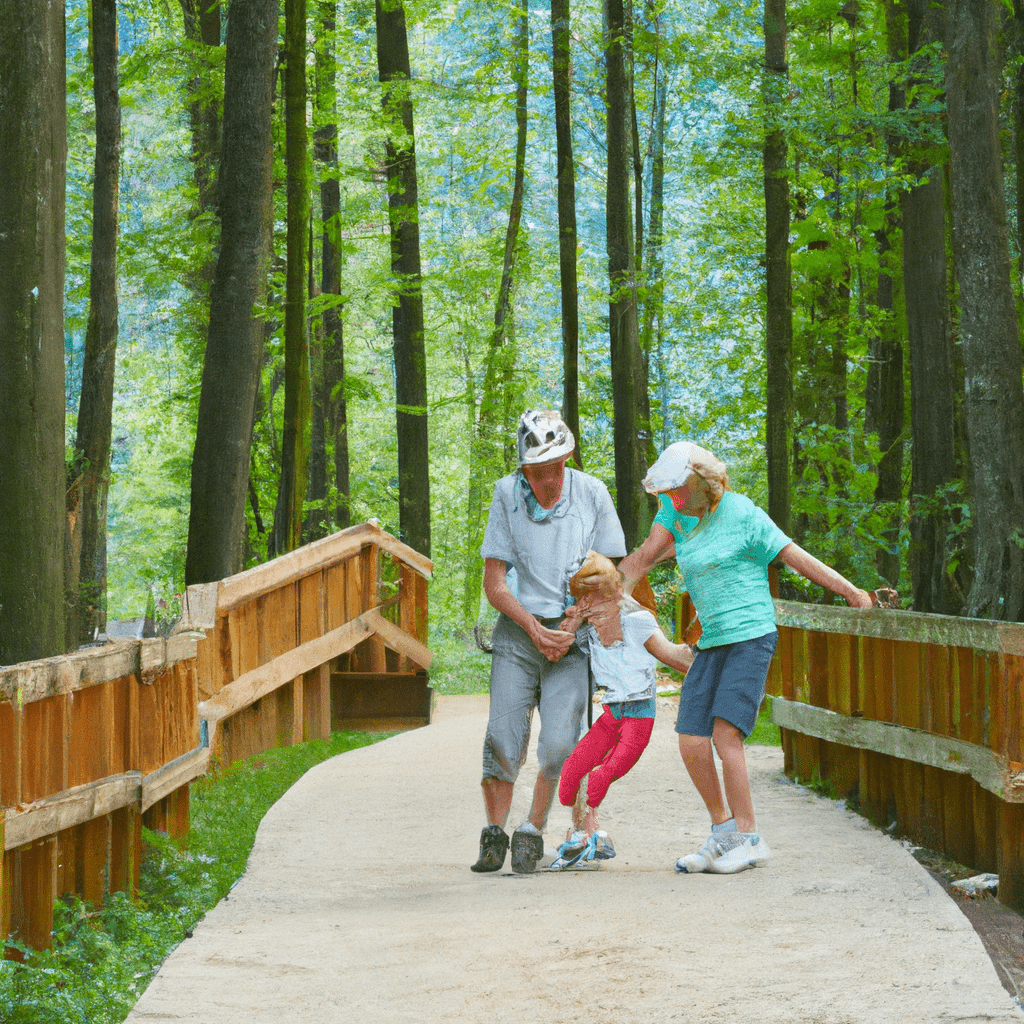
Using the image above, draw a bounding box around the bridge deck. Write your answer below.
[126,696,1020,1024]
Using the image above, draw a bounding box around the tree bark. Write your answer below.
[185,0,277,585]
[315,0,350,531]
[867,0,906,589]
[273,0,313,557]
[945,0,1024,620]
[0,0,67,662]
[901,0,960,613]
[552,0,581,463]
[763,0,792,535]
[376,0,431,557]
[462,2,529,624]
[73,0,121,644]
[606,0,648,551]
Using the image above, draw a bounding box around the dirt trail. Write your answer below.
[126,696,1021,1024]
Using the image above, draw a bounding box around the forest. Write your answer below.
[2,0,1024,672]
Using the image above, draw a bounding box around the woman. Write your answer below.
[619,441,882,874]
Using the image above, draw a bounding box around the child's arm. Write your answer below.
[644,629,694,674]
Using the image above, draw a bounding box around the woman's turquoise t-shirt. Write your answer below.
[654,491,790,648]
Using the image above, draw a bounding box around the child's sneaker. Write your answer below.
[675,830,746,873]
[706,833,772,873]
[510,823,544,873]
[547,830,594,870]
[592,830,616,860]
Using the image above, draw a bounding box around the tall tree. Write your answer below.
[605,0,648,551]
[273,0,313,556]
[552,0,582,461]
[901,0,959,613]
[763,0,792,534]
[462,1,529,624]
[945,0,1024,620]
[0,0,67,663]
[376,0,431,557]
[72,0,121,644]
[866,0,905,589]
[185,0,278,586]
[314,0,350,532]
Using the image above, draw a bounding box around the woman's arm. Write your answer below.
[777,543,874,609]
[619,523,677,594]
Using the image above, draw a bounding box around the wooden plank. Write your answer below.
[141,747,210,812]
[12,837,58,950]
[774,599,1024,655]
[199,614,376,726]
[997,801,1024,916]
[364,610,434,671]
[292,676,304,746]
[5,773,142,850]
[80,815,108,909]
[770,696,1024,800]
[212,522,433,614]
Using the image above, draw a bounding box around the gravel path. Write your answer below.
[126,695,1022,1024]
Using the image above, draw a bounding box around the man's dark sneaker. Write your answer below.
[510,823,544,874]
[470,825,509,872]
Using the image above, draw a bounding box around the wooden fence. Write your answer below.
[762,601,1024,915]
[0,521,432,951]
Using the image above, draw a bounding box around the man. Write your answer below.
[471,410,626,873]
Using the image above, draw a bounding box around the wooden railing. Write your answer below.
[763,601,1024,914]
[0,522,432,950]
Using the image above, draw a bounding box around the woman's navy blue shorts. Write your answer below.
[675,631,778,738]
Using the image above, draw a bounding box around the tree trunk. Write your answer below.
[605,0,647,551]
[178,0,221,219]
[462,2,529,624]
[900,0,960,613]
[315,0,350,531]
[552,0,581,463]
[866,0,906,589]
[273,0,313,557]
[946,0,1024,620]
[0,0,67,663]
[763,0,792,535]
[185,0,277,586]
[643,76,668,450]
[376,0,431,557]
[73,0,120,644]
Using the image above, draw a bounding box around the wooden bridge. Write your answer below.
[2,526,1024,956]
[0,522,432,950]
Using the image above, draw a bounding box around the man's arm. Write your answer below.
[777,543,873,608]
[618,523,677,595]
[483,558,575,662]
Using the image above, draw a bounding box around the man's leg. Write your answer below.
[482,777,514,827]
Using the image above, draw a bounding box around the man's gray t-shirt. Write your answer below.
[481,468,626,619]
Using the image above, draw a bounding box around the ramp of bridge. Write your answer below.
[126,696,1021,1024]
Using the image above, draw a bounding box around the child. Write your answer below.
[548,550,694,868]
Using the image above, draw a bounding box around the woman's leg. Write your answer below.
[712,718,754,832]
[678,733,731,825]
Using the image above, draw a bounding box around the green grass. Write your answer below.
[428,626,491,695]
[746,702,781,746]
[0,730,392,1024]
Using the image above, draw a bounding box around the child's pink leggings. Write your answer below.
[558,707,655,809]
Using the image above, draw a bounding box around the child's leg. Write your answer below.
[557,709,617,808]
[586,716,654,807]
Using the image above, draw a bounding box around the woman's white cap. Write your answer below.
[643,441,726,494]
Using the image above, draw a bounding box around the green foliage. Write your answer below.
[0,731,389,1023]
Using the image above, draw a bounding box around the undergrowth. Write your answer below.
[0,730,391,1024]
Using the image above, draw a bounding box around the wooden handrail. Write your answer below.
[182,522,433,628]
[775,599,1024,656]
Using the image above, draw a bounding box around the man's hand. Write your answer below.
[531,621,576,662]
